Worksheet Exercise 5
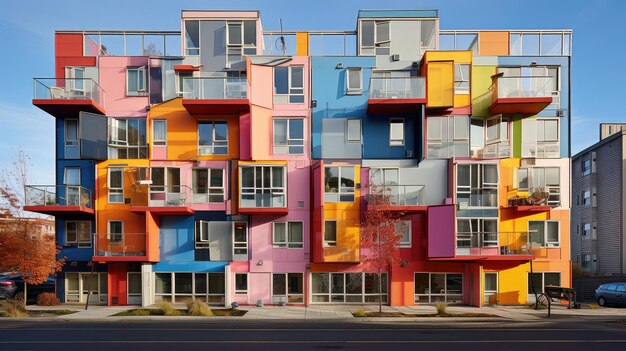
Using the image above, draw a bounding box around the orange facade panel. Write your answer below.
[478,31,509,56]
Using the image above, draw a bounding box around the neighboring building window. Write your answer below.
[581,254,591,270]
[324,220,337,247]
[64,119,79,158]
[192,168,224,203]
[108,221,123,243]
[126,67,147,96]
[427,115,470,158]
[273,222,304,248]
[234,273,248,294]
[198,121,228,155]
[454,64,470,94]
[414,273,463,304]
[397,220,411,248]
[528,220,560,247]
[324,166,355,202]
[240,166,286,208]
[582,157,591,176]
[184,20,200,55]
[274,66,304,103]
[389,119,405,146]
[347,119,361,143]
[273,118,304,155]
[65,221,91,247]
[456,163,498,208]
[528,272,560,294]
[152,120,167,146]
[108,118,148,159]
[272,273,304,304]
[582,222,591,239]
[582,190,591,206]
[346,68,362,94]
[108,168,124,203]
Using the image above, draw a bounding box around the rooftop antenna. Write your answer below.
[275,18,286,55]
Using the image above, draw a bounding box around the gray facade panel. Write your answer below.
[200,21,227,72]
[321,118,362,159]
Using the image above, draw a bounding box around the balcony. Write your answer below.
[523,141,560,159]
[488,75,554,114]
[182,77,249,115]
[239,192,288,215]
[368,77,426,114]
[454,232,537,261]
[33,78,105,118]
[505,186,560,212]
[369,185,427,213]
[24,185,94,216]
[474,142,511,159]
[129,184,194,215]
[93,233,150,262]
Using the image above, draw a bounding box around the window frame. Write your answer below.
[64,119,79,147]
[63,167,81,186]
[232,221,248,257]
[528,220,560,248]
[126,66,148,96]
[582,157,591,176]
[234,273,248,295]
[414,272,464,304]
[239,165,287,208]
[272,221,304,249]
[582,190,591,207]
[346,67,363,95]
[65,221,91,247]
[107,168,124,204]
[198,120,229,156]
[107,220,123,243]
[324,166,356,203]
[184,20,200,56]
[528,272,561,295]
[454,63,470,94]
[455,163,499,209]
[152,119,167,146]
[324,220,337,247]
[271,272,304,304]
[389,118,405,146]
[346,118,362,143]
[194,220,211,249]
[272,118,305,155]
[274,65,305,104]
[397,220,412,248]
[192,168,225,204]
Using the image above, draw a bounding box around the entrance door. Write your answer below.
[484,272,498,305]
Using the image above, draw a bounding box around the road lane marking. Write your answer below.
[2,340,626,344]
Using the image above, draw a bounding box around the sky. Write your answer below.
[0,0,624,184]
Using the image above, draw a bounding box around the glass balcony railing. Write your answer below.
[456,232,534,256]
[369,77,426,99]
[129,184,192,208]
[25,185,93,209]
[240,192,286,209]
[380,185,425,206]
[33,78,105,107]
[182,77,247,100]
[457,189,498,208]
[475,142,511,159]
[494,76,555,99]
[94,233,146,257]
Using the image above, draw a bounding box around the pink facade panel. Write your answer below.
[427,204,456,258]
[98,56,149,117]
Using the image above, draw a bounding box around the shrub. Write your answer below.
[435,301,448,316]
[129,309,151,316]
[589,304,600,310]
[155,301,181,316]
[1,298,28,318]
[37,292,60,306]
[353,309,367,317]
[186,299,213,317]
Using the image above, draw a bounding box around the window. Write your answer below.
[324,166,355,202]
[389,119,405,146]
[64,119,79,158]
[427,116,470,158]
[155,272,225,304]
[127,272,142,302]
[456,163,498,208]
[274,66,304,103]
[273,118,304,155]
[346,68,362,94]
[126,67,147,96]
[194,221,210,249]
[312,272,387,303]
[272,273,304,303]
[454,64,470,94]
[359,20,391,55]
[152,120,167,146]
[518,167,561,206]
[528,221,560,247]
[582,158,591,176]
[233,222,248,256]
[108,118,148,159]
[65,221,91,247]
[67,67,85,93]
[226,20,257,63]
[234,273,248,294]
[397,220,411,248]
[324,220,337,246]
[176,72,192,97]
[582,190,591,206]
[484,272,498,305]
[273,222,304,248]
[528,272,560,294]
[64,168,81,186]
[240,166,286,208]
[581,254,591,270]
[414,273,463,304]
[192,168,224,203]
[456,218,498,251]
[108,168,124,203]
[184,20,200,55]
[198,121,228,155]
[347,119,361,143]
[108,221,123,243]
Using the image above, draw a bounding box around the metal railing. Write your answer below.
[507,186,561,207]
[129,184,192,207]
[56,30,183,57]
[33,78,105,107]
[262,30,357,56]
[475,142,511,159]
[523,141,560,158]
[25,185,93,209]
[456,232,536,256]
[379,185,425,206]
[182,77,247,100]
[93,233,146,257]
[493,76,555,99]
[369,77,426,99]
[240,192,286,208]
[456,189,499,208]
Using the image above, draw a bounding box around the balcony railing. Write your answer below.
[94,233,146,257]
[475,142,511,159]
[456,232,535,257]
[25,185,93,209]
[507,186,561,207]
[182,77,247,100]
[369,77,426,99]
[130,184,192,208]
[457,189,498,209]
[380,185,425,206]
[494,76,555,99]
[524,141,560,158]
[240,192,286,209]
[33,78,105,107]
[262,30,357,56]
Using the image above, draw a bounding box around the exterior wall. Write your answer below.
[422,51,472,111]
[97,56,150,117]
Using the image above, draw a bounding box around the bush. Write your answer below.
[1,298,28,318]
[129,309,151,316]
[353,309,367,317]
[155,301,181,316]
[186,299,213,317]
[435,301,448,316]
[37,292,60,306]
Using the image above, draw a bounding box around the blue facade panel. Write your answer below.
[56,218,95,262]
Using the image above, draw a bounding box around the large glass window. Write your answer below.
[273,118,304,155]
[528,272,560,294]
[198,121,228,155]
[273,221,304,248]
[324,166,355,202]
[108,118,148,159]
[311,272,387,303]
[518,167,560,206]
[274,66,304,103]
[456,218,498,252]
[240,166,286,208]
[427,116,470,158]
[184,20,200,55]
[528,221,560,247]
[107,220,123,243]
[414,273,463,304]
[272,273,304,304]
[192,168,224,203]
[108,168,124,203]
[456,163,498,208]
[155,272,225,304]
[126,67,147,96]
[65,221,91,247]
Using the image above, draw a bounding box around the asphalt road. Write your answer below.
[1,319,625,351]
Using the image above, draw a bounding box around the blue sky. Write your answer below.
[0,0,623,184]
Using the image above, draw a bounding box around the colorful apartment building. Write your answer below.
[25,9,572,307]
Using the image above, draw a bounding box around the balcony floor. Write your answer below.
[24,205,95,217]
[367,98,426,114]
[501,205,552,212]
[430,254,534,262]
[238,207,289,215]
[130,206,194,215]
[92,255,150,263]
[488,97,552,115]
[32,99,105,118]
[182,99,250,114]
